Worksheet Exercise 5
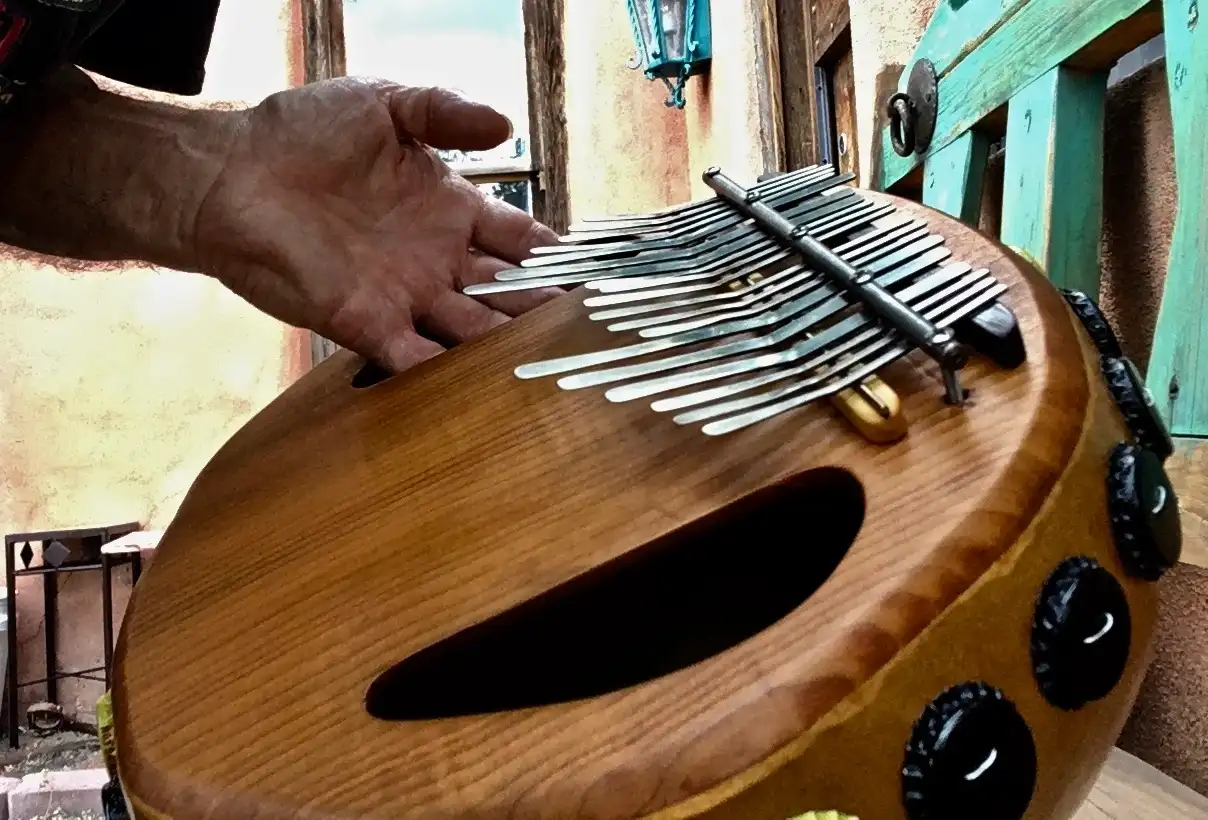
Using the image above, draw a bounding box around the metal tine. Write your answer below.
[623,226,943,338]
[648,269,998,413]
[699,347,909,435]
[546,254,970,389]
[606,266,992,403]
[521,181,856,269]
[540,167,846,254]
[564,164,828,231]
[464,192,871,295]
[548,170,852,252]
[585,197,896,295]
[665,274,1003,427]
[592,221,946,309]
[562,164,833,234]
[694,280,1009,435]
[580,215,922,311]
[507,184,861,281]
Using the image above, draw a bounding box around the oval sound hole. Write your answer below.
[365,468,865,721]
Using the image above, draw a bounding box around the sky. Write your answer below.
[342,0,531,160]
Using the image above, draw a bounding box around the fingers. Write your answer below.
[458,250,564,316]
[420,290,511,347]
[383,86,512,152]
[376,330,447,374]
[472,194,562,264]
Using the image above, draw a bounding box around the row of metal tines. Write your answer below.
[464,164,1009,437]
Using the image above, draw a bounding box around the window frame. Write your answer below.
[297,0,570,367]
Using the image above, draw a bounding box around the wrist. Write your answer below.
[0,66,249,271]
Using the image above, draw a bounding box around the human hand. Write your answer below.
[191,78,563,373]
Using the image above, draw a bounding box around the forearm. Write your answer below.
[0,65,246,271]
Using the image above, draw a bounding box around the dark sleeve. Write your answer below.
[73,0,222,96]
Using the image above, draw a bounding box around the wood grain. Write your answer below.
[523,0,571,234]
[810,0,850,62]
[1000,65,1108,295]
[922,129,991,225]
[1075,748,1208,819]
[1143,0,1208,436]
[774,0,820,170]
[1165,438,1208,569]
[112,193,1156,819]
[752,0,788,174]
[830,40,859,179]
[878,0,1155,192]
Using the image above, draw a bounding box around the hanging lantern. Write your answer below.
[625,0,712,109]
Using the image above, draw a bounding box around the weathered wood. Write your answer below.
[1144,0,1208,435]
[831,40,859,178]
[1166,439,1208,570]
[811,0,851,62]
[299,0,346,85]
[523,0,571,234]
[1074,747,1208,818]
[878,0,1153,192]
[752,0,788,174]
[775,0,820,169]
[922,129,991,224]
[999,65,1108,294]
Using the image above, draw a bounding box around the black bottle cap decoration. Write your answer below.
[955,302,1027,369]
[1101,357,1174,462]
[1061,289,1123,358]
[901,681,1037,820]
[1031,556,1132,711]
[1108,442,1181,580]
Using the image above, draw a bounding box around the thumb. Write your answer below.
[383,86,513,151]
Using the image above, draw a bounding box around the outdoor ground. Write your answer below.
[0,729,104,819]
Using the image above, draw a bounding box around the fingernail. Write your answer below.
[504,116,515,140]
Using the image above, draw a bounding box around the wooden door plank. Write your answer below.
[1144,0,1208,435]
[831,44,859,179]
[877,0,1150,192]
[775,0,819,170]
[1075,748,1208,818]
[907,0,1031,81]
[921,130,991,224]
[999,65,1108,294]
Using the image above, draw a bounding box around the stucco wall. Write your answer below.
[562,0,774,217]
[1,0,308,724]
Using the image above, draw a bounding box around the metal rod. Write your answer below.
[702,167,969,377]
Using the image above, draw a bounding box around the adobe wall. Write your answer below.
[0,0,311,726]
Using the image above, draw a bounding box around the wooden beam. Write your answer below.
[523,0,570,234]
[878,0,1153,191]
[1144,0,1208,435]
[830,36,859,179]
[999,65,1108,294]
[751,0,788,174]
[921,130,991,224]
[811,0,851,63]
[299,0,346,84]
[774,0,819,169]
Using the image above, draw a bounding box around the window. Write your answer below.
[301,0,569,366]
[342,0,535,211]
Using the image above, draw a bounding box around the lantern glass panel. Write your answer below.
[632,1,658,62]
[660,0,687,62]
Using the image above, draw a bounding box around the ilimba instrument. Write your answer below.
[109,165,1181,820]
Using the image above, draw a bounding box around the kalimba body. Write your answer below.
[110,167,1181,820]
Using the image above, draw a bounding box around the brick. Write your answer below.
[7,767,107,820]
